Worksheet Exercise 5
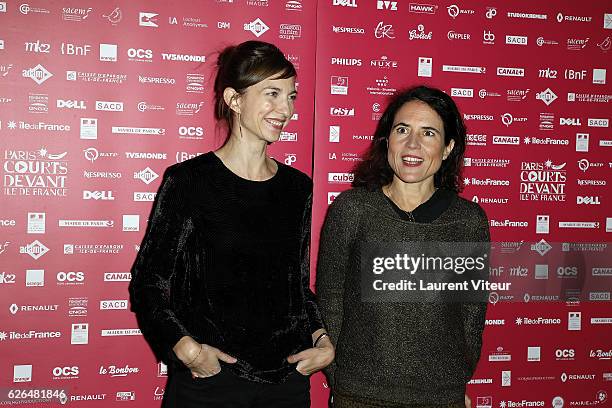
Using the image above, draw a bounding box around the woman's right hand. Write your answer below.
[173,336,237,378]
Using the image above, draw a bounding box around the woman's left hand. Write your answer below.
[287,330,335,375]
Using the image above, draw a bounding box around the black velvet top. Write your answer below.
[129,152,324,384]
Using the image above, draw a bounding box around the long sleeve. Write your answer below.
[300,193,325,334]
[460,207,490,378]
[129,165,192,362]
[315,191,360,385]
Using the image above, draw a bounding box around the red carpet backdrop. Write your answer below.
[0,0,610,406]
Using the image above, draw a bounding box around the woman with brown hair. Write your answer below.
[129,40,334,407]
[317,86,489,408]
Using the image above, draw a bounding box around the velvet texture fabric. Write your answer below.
[129,152,323,384]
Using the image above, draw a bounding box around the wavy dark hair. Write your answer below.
[213,41,296,144]
[352,85,466,192]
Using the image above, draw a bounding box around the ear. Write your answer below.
[223,87,241,114]
[443,139,455,160]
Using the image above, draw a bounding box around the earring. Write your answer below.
[237,112,243,140]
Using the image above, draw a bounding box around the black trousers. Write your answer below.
[162,368,310,408]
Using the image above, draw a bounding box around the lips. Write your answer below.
[401,154,424,166]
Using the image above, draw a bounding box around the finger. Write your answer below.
[215,350,238,364]
[287,349,314,363]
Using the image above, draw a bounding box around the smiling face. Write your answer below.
[233,74,297,143]
[386,100,454,189]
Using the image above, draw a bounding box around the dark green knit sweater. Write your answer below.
[316,187,490,405]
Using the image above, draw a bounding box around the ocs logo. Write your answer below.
[57,271,85,282]
[555,349,575,358]
[557,267,578,277]
[178,126,204,137]
[53,366,79,377]
[127,48,153,59]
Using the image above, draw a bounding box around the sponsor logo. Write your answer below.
[507,89,530,102]
[567,38,589,51]
[62,6,92,22]
[3,148,68,198]
[332,25,365,34]
[100,300,128,310]
[556,13,593,23]
[138,101,165,112]
[99,364,140,376]
[447,4,474,19]
[178,126,204,139]
[515,317,561,325]
[139,75,176,85]
[465,177,510,186]
[366,76,396,95]
[524,136,569,146]
[328,172,354,184]
[377,1,397,10]
[483,30,495,45]
[139,12,158,27]
[104,272,131,282]
[176,102,204,116]
[520,161,566,202]
[464,158,510,168]
[463,114,494,121]
[68,71,127,84]
[127,48,153,62]
[330,107,355,116]
[370,55,398,69]
[28,93,48,114]
[24,40,51,53]
[536,88,557,105]
[112,127,165,135]
[62,42,91,56]
[447,31,470,41]
[186,73,205,93]
[489,346,511,362]
[374,21,395,39]
[497,67,524,77]
[588,118,609,127]
[279,24,301,40]
[58,220,114,228]
[244,18,269,37]
[81,117,98,140]
[96,101,123,111]
[57,99,86,110]
[444,65,485,74]
[64,244,123,255]
[409,24,432,40]
[22,64,52,85]
[331,57,362,66]
[507,12,547,20]
[161,53,205,62]
[506,35,528,45]
[133,167,159,185]
[286,0,303,11]
[564,69,587,80]
[409,3,437,14]
[490,219,527,227]
[568,92,612,103]
[501,113,527,127]
[134,192,156,201]
[333,0,357,7]
[451,88,473,98]
[100,329,142,336]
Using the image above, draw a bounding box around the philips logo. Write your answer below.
[331,57,362,66]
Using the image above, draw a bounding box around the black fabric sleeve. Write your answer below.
[128,166,192,362]
[460,206,491,379]
[315,191,360,385]
[300,193,325,335]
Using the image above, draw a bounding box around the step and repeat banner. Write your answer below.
[0,0,610,406]
[0,0,321,406]
[310,0,611,407]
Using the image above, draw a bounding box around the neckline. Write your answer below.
[380,188,455,223]
[211,151,281,183]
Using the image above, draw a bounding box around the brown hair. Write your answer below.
[352,85,467,192]
[214,41,296,143]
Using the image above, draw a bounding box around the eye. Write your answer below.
[267,91,279,97]
[395,126,408,135]
[289,94,297,101]
[424,129,436,137]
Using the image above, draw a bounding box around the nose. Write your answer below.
[404,130,419,149]
[276,97,292,117]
